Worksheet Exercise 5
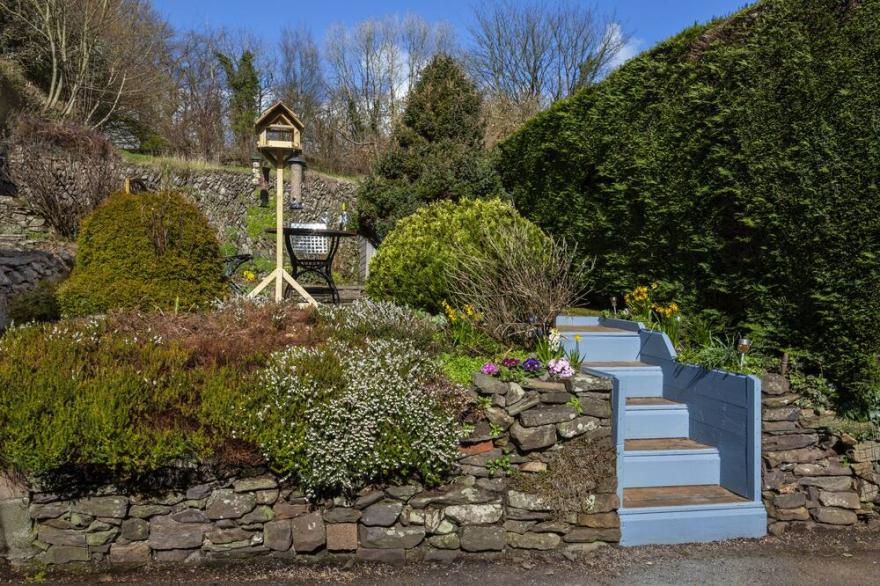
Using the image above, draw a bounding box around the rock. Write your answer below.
[41,545,90,564]
[764,448,829,467]
[503,520,535,534]
[506,507,552,521]
[71,496,128,519]
[171,509,209,524]
[434,519,456,534]
[153,549,199,562]
[186,483,215,501]
[273,503,309,520]
[506,383,526,405]
[119,518,150,542]
[773,506,810,521]
[520,461,548,473]
[291,511,325,552]
[793,463,852,477]
[851,441,880,463]
[763,434,818,452]
[386,484,422,500]
[571,374,612,392]
[355,491,386,509]
[819,491,861,510]
[29,502,69,520]
[233,477,277,492]
[129,505,171,519]
[563,541,609,558]
[532,521,570,533]
[326,523,358,551]
[86,528,119,546]
[149,516,210,550]
[428,532,460,549]
[473,373,509,394]
[541,391,574,404]
[510,422,557,451]
[205,489,256,520]
[358,525,425,549]
[762,393,801,408]
[38,526,86,547]
[409,486,496,508]
[240,505,274,524]
[459,448,503,467]
[459,441,495,457]
[110,542,151,564]
[507,490,551,512]
[764,421,799,432]
[443,503,503,525]
[812,507,858,525]
[772,493,806,509]
[506,531,561,550]
[361,501,404,527]
[523,379,566,392]
[205,527,251,545]
[576,513,619,528]
[557,416,601,439]
[520,406,577,427]
[263,520,292,551]
[762,374,790,395]
[357,547,406,565]
[255,490,280,505]
[763,406,799,421]
[578,396,612,419]
[506,395,541,416]
[798,477,853,492]
[323,507,362,523]
[565,527,620,542]
[460,526,505,552]
[485,407,515,430]
[576,494,619,515]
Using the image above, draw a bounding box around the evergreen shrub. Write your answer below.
[58,191,226,316]
[497,0,880,416]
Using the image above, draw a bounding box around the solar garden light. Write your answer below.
[737,338,752,367]
[611,296,618,316]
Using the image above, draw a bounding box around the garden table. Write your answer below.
[266,227,357,304]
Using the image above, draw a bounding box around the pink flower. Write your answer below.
[480,362,499,376]
[501,357,520,368]
[548,357,574,378]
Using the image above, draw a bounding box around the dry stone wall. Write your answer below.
[8,372,618,566]
[761,373,880,533]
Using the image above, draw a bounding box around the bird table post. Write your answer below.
[247,101,317,306]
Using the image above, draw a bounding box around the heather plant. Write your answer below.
[233,339,461,495]
[317,299,439,350]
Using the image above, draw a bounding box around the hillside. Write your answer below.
[497,0,880,414]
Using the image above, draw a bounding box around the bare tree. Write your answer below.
[277,26,324,130]
[469,0,627,106]
[0,0,170,128]
[6,115,119,238]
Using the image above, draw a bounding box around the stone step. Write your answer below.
[619,485,767,546]
[622,439,720,488]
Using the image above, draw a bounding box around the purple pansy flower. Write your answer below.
[501,357,520,368]
[548,357,574,378]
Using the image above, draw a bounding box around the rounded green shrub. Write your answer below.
[366,198,546,313]
[58,191,226,316]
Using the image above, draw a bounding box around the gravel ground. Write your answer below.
[2,527,879,585]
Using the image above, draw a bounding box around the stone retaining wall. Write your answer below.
[9,372,617,566]
[761,373,880,533]
[0,248,72,328]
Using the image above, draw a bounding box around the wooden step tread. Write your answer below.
[556,325,633,334]
[626,397,682,407]
[583,361,654,368]
[624,485,749,508]
[625,438,713,451]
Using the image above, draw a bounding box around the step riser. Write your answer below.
[555,315,601,327]
[624,408,689,439]
[619,506,767,546]
[583,368,664,398]
[561,334,641,362]
[622,452,720,488]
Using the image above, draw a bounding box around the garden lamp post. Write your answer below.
[737,338,752,367]
[247,101,316,306]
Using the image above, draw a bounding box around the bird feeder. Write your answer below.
[247,101,316,306]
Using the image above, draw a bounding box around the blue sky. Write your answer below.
[153,1,750,60]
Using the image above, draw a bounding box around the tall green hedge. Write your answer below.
[497,0,880,416]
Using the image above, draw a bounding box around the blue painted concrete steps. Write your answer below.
[624,397,689,439]
[622,438,720,488]
[555,313,767,545]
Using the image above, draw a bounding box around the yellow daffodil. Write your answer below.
[242,270,256,282]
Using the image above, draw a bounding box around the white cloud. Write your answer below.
[606,23,643,70]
